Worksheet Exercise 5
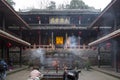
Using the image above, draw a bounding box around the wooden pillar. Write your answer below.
[1,41,5,59]
[1,41,10,63]
[19,46,22,67]
[6,47,9,63]
[19,27,23,39]
[38,31,41,45]
[29,32,31,45]
[65,32,68,40]
[2,13,5,30]
[65,32,68,48]
[51,32,54,48]
[1,41,8,59]
[112,40,118,72]
[98,46,101,68]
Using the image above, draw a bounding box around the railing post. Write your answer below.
[83,44,85,49]
[51,32,54,48]
[33,43,36,49]
[65,32,68,49]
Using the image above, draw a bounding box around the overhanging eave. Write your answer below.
[0,29,31,46]
[88,29,120,46]
[0,0,31,29]
[88,0,117,29]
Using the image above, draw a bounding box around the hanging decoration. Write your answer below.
[6,42,12,48]
[106,42,111,48]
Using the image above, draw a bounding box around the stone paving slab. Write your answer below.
[91,66,120,79]
[7,66,28,75]
[7,69,120,80]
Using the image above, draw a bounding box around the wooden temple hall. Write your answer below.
[0,0,101,66]
[88,0,120,72]
[0,0,30,65]
[19,9,100,49]
[0,0,120,73]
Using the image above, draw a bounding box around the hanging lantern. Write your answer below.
[78,16,81,19]
[6,42,12,48]
[92,47,96,50]
[106,42,111,48]
[95,27,100,32]
[37,16,40,20]
[79,31,82,35]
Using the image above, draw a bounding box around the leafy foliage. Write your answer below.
[47,1,56,9]
[6,0,15,7]
[69,0,86,9]
[58,0,95,9]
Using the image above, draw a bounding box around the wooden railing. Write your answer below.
[24,44,92,51]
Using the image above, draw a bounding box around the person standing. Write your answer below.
[0,59,8,80]
[28,68,43,80]
[63,64,68,80]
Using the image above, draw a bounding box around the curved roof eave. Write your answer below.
[0,29,31,46]
[1,0,31,30]
[88,29,120,46]
[88,0,117,29]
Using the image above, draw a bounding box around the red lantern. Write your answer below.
[78,16,81,20]
[96,27,100,32]
[106,42,111,48]
[79,31,82,35]
[37,16,40,20]
[93,47,96,50]
[6,42,12,48]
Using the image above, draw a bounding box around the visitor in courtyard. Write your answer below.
[52,59,59,73]
[28,68,43,80]
[55,64,59,73]
[0,59,8,80]
[63,64,68,80]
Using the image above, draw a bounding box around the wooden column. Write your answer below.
[19,46,22,67]
[98,46,101,68]
[65,32,68,48]
[1,41,4,58]
[38,31,41,45]
[51,32,54,48]
[112,40,118,72]
[2,13,5,30]
[65,32,68,40]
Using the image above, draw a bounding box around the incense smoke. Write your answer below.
[31,48,45,65]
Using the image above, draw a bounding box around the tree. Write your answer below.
[66,4,70,9]
[58,4,65,9]
[47,1,56,9]
[6,0,15,7]
[69,0,93,9]
[36,0,50,9]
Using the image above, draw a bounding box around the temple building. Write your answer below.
[0,0,30,65]
[16,9,101,68]
[0,0,101,68]
[88,0,120,72]
[18,9,100,49]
